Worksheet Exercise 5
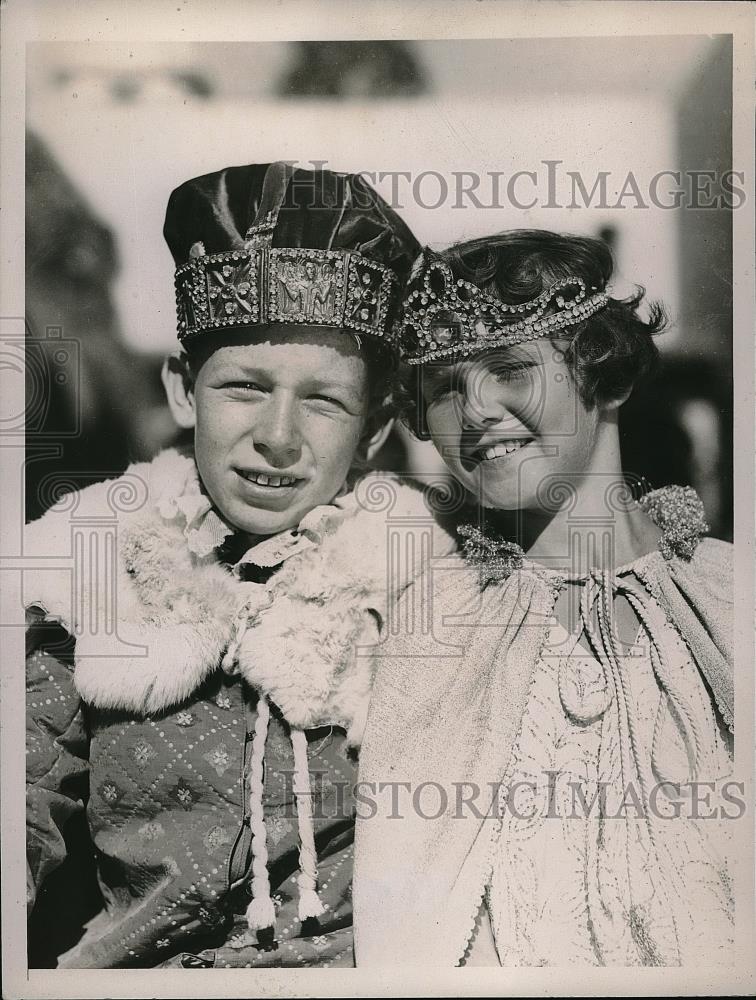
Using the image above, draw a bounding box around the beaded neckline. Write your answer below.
[459,484,709,585]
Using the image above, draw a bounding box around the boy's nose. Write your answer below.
[253,394,302,463]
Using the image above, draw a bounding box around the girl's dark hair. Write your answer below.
[400,229,666,435]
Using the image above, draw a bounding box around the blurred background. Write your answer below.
[24,35,734,967]
[26,36,733,538]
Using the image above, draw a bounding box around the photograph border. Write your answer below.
[2,2,754,997]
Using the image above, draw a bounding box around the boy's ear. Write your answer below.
[361,412,395,463]
[161,353,196,429]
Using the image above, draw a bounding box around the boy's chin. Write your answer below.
[225,508,301,538]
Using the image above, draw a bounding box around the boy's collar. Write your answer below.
[231,491,357,576]
[157,460,356,575]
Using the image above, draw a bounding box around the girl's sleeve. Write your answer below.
[25,606,90,909]
[460,899,501,967]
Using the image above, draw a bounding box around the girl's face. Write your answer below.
[422,340,601,511]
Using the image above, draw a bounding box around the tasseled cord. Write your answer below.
[243,697,326,933]
[225,606,326,932]
[245,694,277,931]
[290,728,326,921]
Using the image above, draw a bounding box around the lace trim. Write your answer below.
[452,581,564,966]
[633,562,734,736]
[459,485,708,587]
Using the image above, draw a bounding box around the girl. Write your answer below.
[354,231,735,967]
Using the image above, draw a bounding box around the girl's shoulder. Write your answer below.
[666,535,733,606]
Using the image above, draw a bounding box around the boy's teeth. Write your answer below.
[481,440,530,460]
[246,472,296,487]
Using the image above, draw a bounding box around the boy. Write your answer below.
[25,162,454,968]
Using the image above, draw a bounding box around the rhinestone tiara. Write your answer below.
[397,251,610,365]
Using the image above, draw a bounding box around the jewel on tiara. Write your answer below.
[397,251,610,365]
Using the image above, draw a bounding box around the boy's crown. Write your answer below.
[164,162,420,345]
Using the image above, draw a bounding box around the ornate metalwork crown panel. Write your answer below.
[174,245,398,344]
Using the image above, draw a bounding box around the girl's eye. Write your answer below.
[425,376,460,402]
[493,365,532,383]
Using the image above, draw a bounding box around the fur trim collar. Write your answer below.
[24,450,457,742]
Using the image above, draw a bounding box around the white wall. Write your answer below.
[28,90,680,354]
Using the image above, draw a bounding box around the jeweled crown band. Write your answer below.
[175,243,398,344]
[397,252,610,365]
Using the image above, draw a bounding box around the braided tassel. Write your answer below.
[245,695,276,932]
[222,605,250,674]
[623,587,706,781]
[290,728,326,922]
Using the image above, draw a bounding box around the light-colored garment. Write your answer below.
[354,518,734,967]
[488,595,733,967]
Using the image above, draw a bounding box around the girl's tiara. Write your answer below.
[397,249,609,365]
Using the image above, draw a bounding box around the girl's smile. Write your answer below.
[423,342,599,511]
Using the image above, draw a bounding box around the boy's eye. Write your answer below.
[308,394,348,411]
[225,381,265,393]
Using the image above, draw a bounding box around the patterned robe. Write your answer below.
[25,448,455,968]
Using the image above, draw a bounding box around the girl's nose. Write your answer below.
[459,368,511,429]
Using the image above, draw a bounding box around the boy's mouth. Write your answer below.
[236,468,300,489]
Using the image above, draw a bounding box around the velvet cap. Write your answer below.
[164,162,420,345]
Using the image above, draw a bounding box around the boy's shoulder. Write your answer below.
[22,450,202,628]
[277,471,460,599]
[25,449,195,546]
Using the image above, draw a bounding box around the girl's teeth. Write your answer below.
[481,440,530,460]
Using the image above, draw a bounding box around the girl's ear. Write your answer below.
[600,387,632,412]
[161,353,196,429]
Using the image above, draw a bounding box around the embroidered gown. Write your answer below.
[484,561,734,966]
[354,486,735,968]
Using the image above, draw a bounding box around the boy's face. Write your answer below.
[186,328,372,536]
[421,340,601,511]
